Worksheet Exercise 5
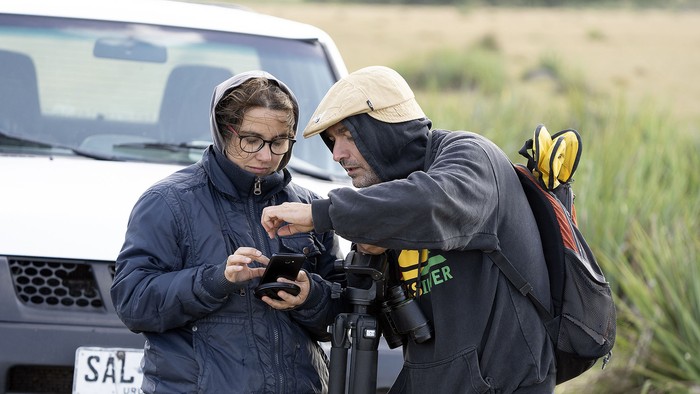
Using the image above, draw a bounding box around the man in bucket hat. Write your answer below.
[261,66,556,393]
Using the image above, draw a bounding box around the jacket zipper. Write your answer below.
[246,189,284,391]
[274,324,283,393]
[254,176,262,195]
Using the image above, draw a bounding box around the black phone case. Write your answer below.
[254,282,301,301]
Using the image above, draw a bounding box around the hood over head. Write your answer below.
[341,114,432,182]
[209,70,299,171]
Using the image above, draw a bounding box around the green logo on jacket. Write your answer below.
[398,251,453,297]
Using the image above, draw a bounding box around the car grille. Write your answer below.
[7,365,73,393]
[9,257,114,310]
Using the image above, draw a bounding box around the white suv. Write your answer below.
[0,1,401,392]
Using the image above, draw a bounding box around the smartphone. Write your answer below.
[254,253,305,300]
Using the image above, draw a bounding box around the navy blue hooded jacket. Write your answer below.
[111,71,344,394]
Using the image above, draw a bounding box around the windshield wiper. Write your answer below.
[0,129,124,161]
[0,129,52,148]
[70,147,123,161]
[114,141,210,151]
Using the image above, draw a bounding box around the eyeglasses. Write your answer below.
[227,125,295,155]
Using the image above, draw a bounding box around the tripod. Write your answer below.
[328,251,389,394]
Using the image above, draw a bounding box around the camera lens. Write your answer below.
[381,286,432,344]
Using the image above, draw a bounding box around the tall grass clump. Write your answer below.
[596,222,700,393]
[399,52,700,392]
[521,52,589,95]
[575,100,700,392]
[574,98,700,262]
[394,34,506,95]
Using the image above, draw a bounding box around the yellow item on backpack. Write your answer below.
[531,124,582,190]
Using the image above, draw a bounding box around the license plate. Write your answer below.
[72,346,143,394]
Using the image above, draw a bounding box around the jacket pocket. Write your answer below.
[191,315,263,392]
[288,339,328,394]
[389,347,493,394]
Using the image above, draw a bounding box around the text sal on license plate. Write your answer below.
[73,346,143,394]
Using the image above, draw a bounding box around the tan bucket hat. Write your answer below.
[302,66,426,138]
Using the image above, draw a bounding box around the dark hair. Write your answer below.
[215,77,296,146]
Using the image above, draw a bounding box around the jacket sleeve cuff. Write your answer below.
[311,199,333,233]
[202,261,242,299]
[295,271,324,311]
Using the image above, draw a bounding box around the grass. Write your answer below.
[395,38,507,94]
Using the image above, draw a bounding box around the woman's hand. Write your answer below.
[260,269,311,310]
[224,246,310,310]
[224,247,269,283]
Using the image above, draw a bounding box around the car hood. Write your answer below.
[0,156,182,261]
[0,155,349,261]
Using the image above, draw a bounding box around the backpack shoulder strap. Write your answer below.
[487,162,568,322]
[486,250,552,320]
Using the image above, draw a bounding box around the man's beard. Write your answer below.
[351,167,381,188]
[341,159,381,187]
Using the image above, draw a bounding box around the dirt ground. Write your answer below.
[237,2,700,124]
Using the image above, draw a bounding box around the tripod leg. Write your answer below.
[329,314,350,394]
[348,315,380,394]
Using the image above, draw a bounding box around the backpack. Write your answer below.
[486,124,617,384]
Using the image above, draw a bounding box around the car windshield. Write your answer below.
[0,13,346,179]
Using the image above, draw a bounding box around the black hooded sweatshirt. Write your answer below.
[311,114,557,393]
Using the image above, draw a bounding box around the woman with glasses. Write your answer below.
[111,71,345,394]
